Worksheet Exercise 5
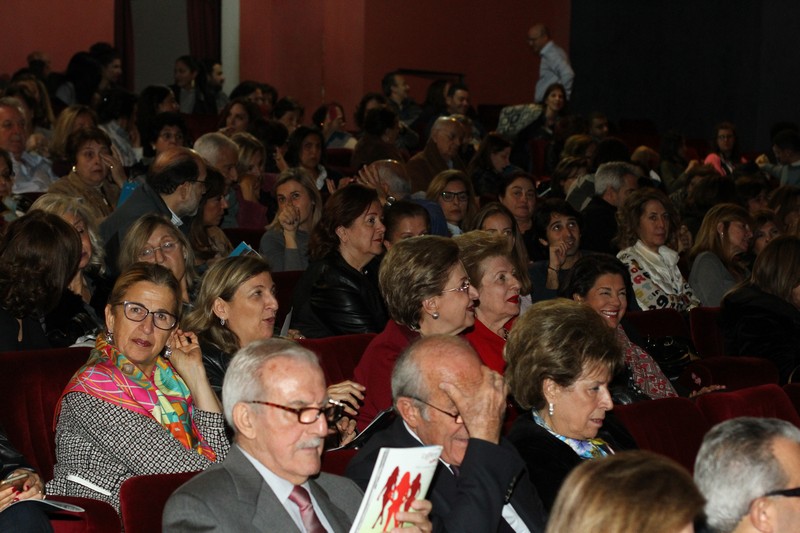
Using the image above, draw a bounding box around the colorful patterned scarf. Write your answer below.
[532,410,612,459]
[56,336,216,460]
[616,325,678,400]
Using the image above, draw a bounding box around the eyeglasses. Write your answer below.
[441,279,471,294]
[409,397,462,423]
[139,241,179,260]
[763,487,800,499]
[441,191,468,203]
[115,301,177,330]
[246,398,345,424]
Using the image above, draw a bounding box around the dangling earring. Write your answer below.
[164,345,172,358]
[432,312,440,320]
[71,165,77,173]
[105,330,114,344]
[548,403,554,416]
[220,318,226,326]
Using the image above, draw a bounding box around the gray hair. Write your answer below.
[0,96,25,118]
[430,116,460,136]
[391,335,473,419]
[694,417,800,533]
[372,159,411,196]
[222,338,320,429]
[193,132,238,167]
[594,161,638,195]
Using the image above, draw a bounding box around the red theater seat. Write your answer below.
[119,471,200,533]
[695,384,800,427]
[614,397,710,473]
[681,356,779,392]
[689,306,726,358]
[271,270,304,330]
[300,333,376,385]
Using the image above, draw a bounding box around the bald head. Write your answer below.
[527,24,550,53]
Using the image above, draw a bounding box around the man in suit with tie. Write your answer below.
[346,335,547,532]
[163,338,431,532]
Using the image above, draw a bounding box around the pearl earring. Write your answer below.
[432,312,439,320]
[220,318,226,326]
[548,403,554,416]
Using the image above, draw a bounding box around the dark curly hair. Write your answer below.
[0,211,81,318]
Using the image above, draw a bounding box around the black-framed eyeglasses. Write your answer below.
[440,191,468,203]
[763,487,800,499]
[115,301,177,330]
[409,397,462,423]
[441,279,471,294]
[246,398,345,424]
[139,241,179,260]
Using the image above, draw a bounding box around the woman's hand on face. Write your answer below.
[277,204,301,233]
[168,329,206,380]
[326,380,366,417]
[101,145,127,188]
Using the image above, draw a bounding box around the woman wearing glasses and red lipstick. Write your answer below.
[47,263,229,512]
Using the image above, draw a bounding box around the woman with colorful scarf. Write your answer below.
[504,299,632,512]
[47,263,229,512]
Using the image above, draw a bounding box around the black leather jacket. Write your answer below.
[1,423,32,479]
[290,252,388,339]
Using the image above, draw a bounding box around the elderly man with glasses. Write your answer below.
[164,338,432,532]
[346,335,547,532]
[694,417,800,533]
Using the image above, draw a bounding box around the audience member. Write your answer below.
[193,131,241,228]
[100,147,207,273]
[48,127,123,220]
[704,121,746,176]
[354,236,477,428]
[311,102,357,149]
[171,55,216,115]
[273,96,303,134]
[504,299,627,510]
[720,235,800,383]
[219,97,261,137]
[259,168,321,272]
[47,263,229,512]
[118,214,197,307]
[97,88,141,170]
[499,171,540,261]
[529,198,584,302]
[290,185,388,338]
[695,417,800,533]
[230,131,270,229]
[467,132,513,198]
[187,168,232,268]
[425,169,476,236]
[0,211,81,351]
[734,173,770,215]
[580,161,639,255]
[285,125,342,193]
[0,148,17,223]
[547,450,704,533]
[163,338,431,531]
[347,335,547,532]
[406,116,465,193]
[688,203,753,306]
[457,231,521,373]
[756,129,800,186]
[0,97,56,193]
[350,106,404,170]
[381,200,430,249]
[0,422,50,532]
[768,185,800,235]
[616,188,699,312]
[658,130,692,193]
[750,208,781,256]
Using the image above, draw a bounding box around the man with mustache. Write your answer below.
[346,335,547,532]
[164,338,432,532]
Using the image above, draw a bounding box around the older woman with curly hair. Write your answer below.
[425,169,477,236]
[290,184,388,338]
[505,299,627,511]
[616,188,699,312]
[353,235,478,428]
[0,211,81,351]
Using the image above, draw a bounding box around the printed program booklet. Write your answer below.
[349,445,442,533]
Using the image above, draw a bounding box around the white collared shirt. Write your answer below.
[401,422,530,533]
[239,445,335,533]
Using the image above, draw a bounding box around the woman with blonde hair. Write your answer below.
[230,131,269,229]
[259,167,322,271]
[119,215,197,307]
[688,203,753,306]
[546,450,704,533]
[425,169,477,236]
[49,104,98,175]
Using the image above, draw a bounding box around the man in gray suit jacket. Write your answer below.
[163,338,431,533]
